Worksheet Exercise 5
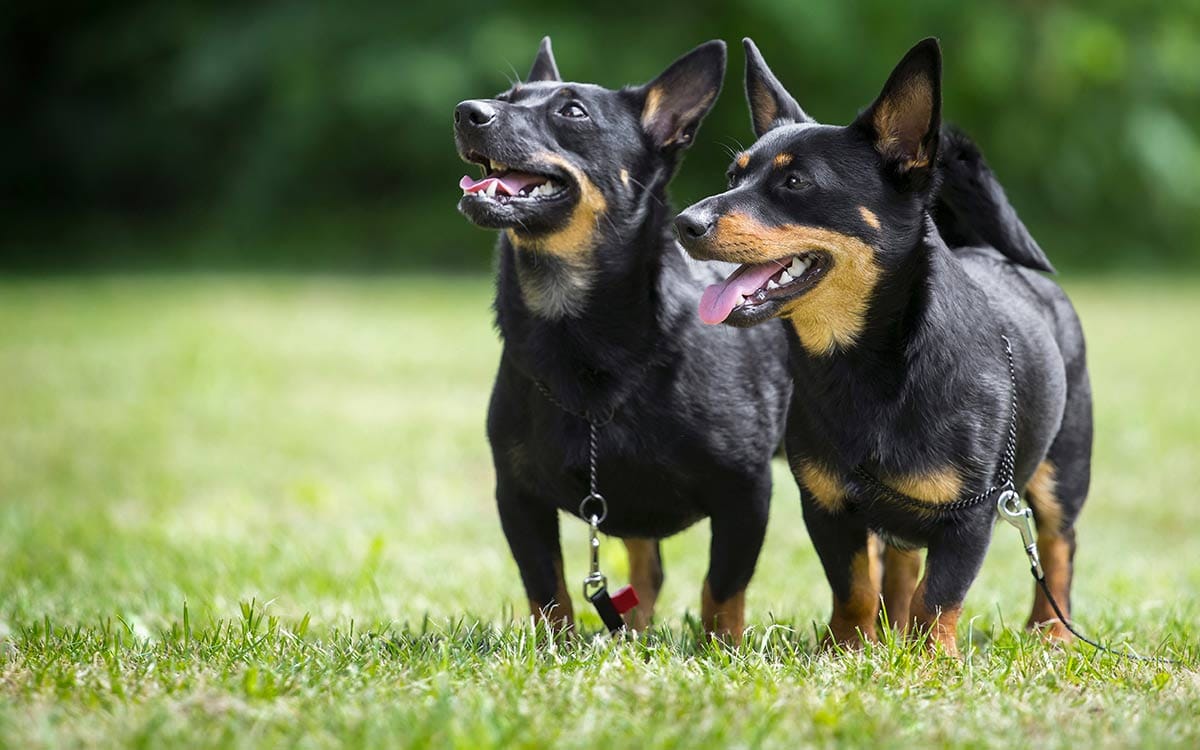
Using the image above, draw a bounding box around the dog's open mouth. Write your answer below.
[456,153,576,230]
[459,160,569,202]
[699,251,830,325]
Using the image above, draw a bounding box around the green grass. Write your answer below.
[1,274,1198,748]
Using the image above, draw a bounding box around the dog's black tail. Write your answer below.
[934,125,1055,273]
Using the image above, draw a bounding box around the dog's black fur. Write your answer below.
[453,38,790,637]
[675,38,1091,651]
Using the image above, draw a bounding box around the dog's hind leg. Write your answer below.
[497,483,574,632]
[622,538,663,632]
[880,543,922,635]
[1025,371,1092,643]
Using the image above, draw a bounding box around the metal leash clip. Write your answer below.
[581,509,607,600]
[996,486,1044,580]
[578,492,639,634]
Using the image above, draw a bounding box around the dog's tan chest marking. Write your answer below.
[881,467,964,506]
[796,459,848,513]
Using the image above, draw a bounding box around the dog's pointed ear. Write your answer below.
[527,36,561,83]
[854,38,942,174]
[744,38,812,136]
[638,40,726,151]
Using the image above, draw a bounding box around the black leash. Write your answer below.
[997,486,1182,666]
[859,335,1181,666]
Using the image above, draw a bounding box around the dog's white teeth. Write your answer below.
[486,181,498,197]
[737,294,748,306]
[778,270,793,284]
[790,257,808,276]
[766,279,779,290]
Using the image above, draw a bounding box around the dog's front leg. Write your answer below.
[496,482,574,633]
[701,485,770,645]
[803,498,881,649]
[909,521,991,656]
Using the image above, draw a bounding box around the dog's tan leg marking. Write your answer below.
[622,538,663,631]
[909,577,961,656]
[701,578,746,645]
[825,536,882,649]
[1025,460,1073,642]
[881,545,922,633]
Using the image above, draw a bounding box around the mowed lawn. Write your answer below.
[1,274,1198,748]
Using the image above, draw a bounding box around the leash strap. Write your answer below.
[998,487,1179,665]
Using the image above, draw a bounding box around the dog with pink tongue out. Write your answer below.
[676,38,1091,655]
[453,37,792,641]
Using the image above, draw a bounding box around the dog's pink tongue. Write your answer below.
[698,262,781,325]
[459,172,545,196]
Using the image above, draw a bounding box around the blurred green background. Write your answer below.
[3,0,1199,272]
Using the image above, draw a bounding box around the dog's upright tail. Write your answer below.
[934,125,1055,273]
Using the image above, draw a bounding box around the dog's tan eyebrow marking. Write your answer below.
[773,153,793,168]
[858,206,881,230]
[735,152,750,169]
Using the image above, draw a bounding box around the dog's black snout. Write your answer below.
[674,212,714,243]
[454,100,497,128]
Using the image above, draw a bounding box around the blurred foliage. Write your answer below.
[2,0,1199,270]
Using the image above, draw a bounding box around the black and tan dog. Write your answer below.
[674,38,1091,653]
[453,38,790,639]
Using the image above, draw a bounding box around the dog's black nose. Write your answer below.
[674,212,714,243]
[454,100,497,128]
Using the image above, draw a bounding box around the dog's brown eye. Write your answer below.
[784,174,810,190]
[558,102,588,119]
